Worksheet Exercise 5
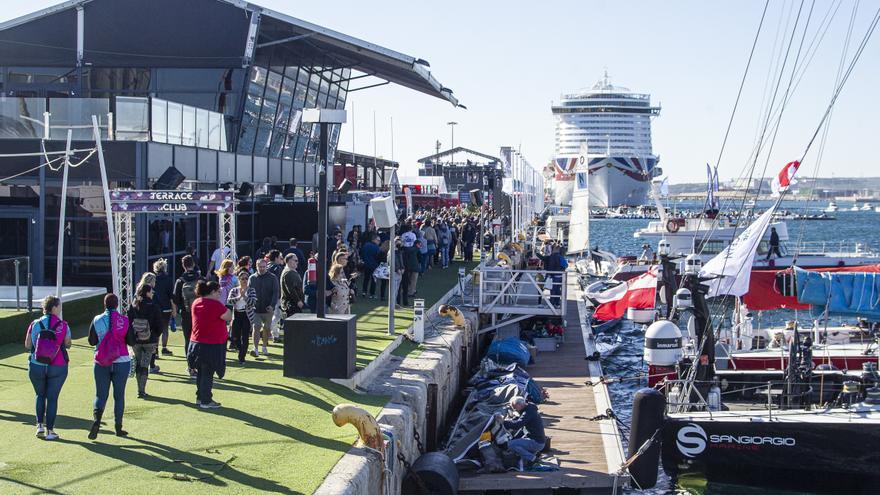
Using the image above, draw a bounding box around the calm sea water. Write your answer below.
[588,201,880,495]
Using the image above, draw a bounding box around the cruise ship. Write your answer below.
[551,72,661,207]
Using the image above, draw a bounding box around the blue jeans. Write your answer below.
[94,361,131,425]
[28,362,68,429]
[440,245,450,267]
[508,437,545,463]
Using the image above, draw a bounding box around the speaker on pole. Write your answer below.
[152,167,186,190]
[370,196,398,228]
[469,189,483,206]
[338,178,353,194]
[237,182,254,199]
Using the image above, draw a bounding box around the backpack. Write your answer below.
[34,317,64,365]
[96,311,129,367]
[132,317,151,343]
[181,277,198,313]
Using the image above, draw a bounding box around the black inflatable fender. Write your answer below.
[627,387,666,489]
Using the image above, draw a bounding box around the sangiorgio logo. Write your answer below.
[676,423,796,457]
[676,423,707,457]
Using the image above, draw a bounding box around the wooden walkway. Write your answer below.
[459,278,621,494]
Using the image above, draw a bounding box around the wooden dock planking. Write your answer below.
[459,291,618,494]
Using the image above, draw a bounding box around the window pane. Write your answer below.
[181,105,196,146]
[151,98,167,143]
[0,97,46,138]
[167,101,183,145]
[196,108,209,147]
[49,98,110,140]
[209,112,222,150]
[115,96,149,141]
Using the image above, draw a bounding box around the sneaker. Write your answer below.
[45,430,59,441]
[198,401,221,409]
[238,359,245,365]
[36,424,45,438]
[272,336,281,343]
[149,365,161,374]
[161,348,173,356]
[251,349,259,358]
[137,391,149,399]
[261,345,268,355]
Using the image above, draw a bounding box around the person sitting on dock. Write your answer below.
[501,396,546,468]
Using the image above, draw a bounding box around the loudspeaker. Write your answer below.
[338,178,353,194]
[469,189,484,206]
[370,195,398,228]
[283,184,295,198]
[237,182,253,198]
[152,167,185,190]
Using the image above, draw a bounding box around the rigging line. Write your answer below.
[696,0,772,218]
[794,0,860,259]
[695,0,806,256]
[749,0,817,207]
[0,161,55,183]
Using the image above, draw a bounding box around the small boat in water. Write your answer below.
[824,201,838,212]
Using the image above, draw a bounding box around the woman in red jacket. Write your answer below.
[188,280,232,409]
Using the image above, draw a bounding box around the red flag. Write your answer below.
[771,160,799,196]
[594,266,659,320]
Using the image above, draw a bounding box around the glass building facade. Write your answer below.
[0,0,453,287]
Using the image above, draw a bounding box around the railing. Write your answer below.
[0,256,33,311]
[0,95,227,151]
[794,240,879,256]
[478,268,567,317]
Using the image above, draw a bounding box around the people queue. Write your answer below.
[24,204,508,440]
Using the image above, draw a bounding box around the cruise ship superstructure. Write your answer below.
[551,73,661,207]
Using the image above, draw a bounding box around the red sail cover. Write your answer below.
[744,265,880,310]
[594,266,658,320]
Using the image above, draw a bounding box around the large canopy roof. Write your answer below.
[0,0,459,106]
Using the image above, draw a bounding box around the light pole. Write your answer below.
[447,121,457,165]
[303,109,347,318]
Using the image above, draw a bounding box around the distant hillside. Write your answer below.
[670,177,880,195]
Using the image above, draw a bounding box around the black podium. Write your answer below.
[283,313,357,378]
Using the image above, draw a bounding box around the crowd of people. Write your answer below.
[23,204,509,440]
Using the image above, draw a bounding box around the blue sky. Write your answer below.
[4,0,878,182]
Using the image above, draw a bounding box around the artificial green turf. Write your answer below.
[0,259,475,495]
[0,328,388,495]
[350,257,476,367]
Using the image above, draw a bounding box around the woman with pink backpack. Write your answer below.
[24,295,72,441]
[87,293,134,439]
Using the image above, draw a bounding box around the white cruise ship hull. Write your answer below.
[589,156,656,207]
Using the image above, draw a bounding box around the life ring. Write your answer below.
[665,220,680,233]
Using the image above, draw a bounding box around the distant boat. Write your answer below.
[824,201,838,213]
[861,203,873,211]
[850,204,860,211]
[875,206,880,213]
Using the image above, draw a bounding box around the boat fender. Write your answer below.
[627,388,666,489]
[665,219,679,233]
[401,452,459,495]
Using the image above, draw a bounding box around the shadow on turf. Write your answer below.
[147,394,354,453]
[0,409,304,494]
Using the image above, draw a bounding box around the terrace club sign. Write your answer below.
[110,190,235,213]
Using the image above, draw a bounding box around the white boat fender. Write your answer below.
[627,388,665,489]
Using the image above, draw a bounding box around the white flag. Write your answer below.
[699,207,775,297]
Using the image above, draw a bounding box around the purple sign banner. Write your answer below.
[110,190,235,213]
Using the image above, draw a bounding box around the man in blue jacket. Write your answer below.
[360,234,380,299]
[502,396,546,467]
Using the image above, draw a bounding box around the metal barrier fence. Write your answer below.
[0,256,33,311]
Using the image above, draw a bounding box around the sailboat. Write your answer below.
[566,143,590,257]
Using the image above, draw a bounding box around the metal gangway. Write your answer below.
[477,267,568,334]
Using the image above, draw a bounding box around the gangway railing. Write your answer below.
[478,268,568,319]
